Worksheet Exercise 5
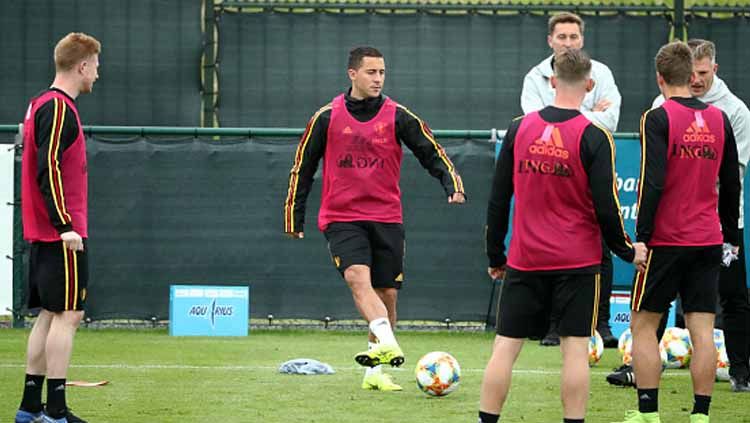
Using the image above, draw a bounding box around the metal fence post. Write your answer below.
[12,124,25,328]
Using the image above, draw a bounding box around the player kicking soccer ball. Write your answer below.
[284,46,465,391]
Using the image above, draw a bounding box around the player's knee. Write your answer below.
[493,336,524,356]
[344,265,370,285]
[687,328,712,346]
[631,312,661,334]
[377,287,397,303]
[35,309,54,325]
[60,310,84,328]
[560,336,589,353]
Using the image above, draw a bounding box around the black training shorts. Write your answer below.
[28,239,89,312]
[323,221,405,289]
[631,245,721,314]
[496,269,601,338]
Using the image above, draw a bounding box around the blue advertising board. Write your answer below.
[611,137,640,289]
[169,285,249,336]
[609,290,676,339]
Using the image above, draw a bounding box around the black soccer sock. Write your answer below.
[637,388,659,414]
[478,410,500,423]
[46,378,67,418]
[19,374,45,413]
[563,419,584,423]
[692,394,711,415]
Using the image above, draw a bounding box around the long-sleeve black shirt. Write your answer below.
[487,106,635,270]
[284,91,465,234]
[636,96,740,245]
[34,88,80,233]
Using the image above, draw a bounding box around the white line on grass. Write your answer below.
[0,362,692,376]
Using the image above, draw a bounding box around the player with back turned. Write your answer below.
[478,48,647,423]
[614,41,740,423]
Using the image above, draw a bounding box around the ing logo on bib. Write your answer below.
[672,111,719,160]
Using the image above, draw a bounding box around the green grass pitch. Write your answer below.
[1,329,748,422]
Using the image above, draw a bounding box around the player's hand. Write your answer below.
[286,232,304,239]
[721,243,740,267]
[60,231,84,251]
[487,266,506,281]
[593,99,612,112]
[448,192,465,204]
[632,242,648,272]
[632,242,648,262]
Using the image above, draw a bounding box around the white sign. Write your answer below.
[0,142,14,316]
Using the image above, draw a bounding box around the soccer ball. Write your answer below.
[618,328,633,366]
[660,327,692,369]
[714,328,730,382]
[619,327,668,366]
[589,330,604,366]
[414,351,461,396]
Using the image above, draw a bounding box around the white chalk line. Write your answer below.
[0,362,692,377]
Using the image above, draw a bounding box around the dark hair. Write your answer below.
[554,48,592,84]
[548,12,584,35]
[655,41,693,86]
[348,46,384,70]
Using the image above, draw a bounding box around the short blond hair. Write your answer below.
[554,48,592,84]
[548,12,584,35]
[655,41,693,86]
[54,32,101,72]
[687,38,716,62]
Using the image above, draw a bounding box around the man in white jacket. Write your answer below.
[650,39,750,393]
[520,12,622,348]
[521,12,621,133]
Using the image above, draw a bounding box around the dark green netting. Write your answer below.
[218,12,670,132]
[0,0,201,126]
[44,136,494,321]
[6,5,749,133]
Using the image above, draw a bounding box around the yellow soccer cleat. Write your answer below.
[689,414,709,423]
[613,411,661,423]
[361,372,403,391]
[354,343,405,368]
